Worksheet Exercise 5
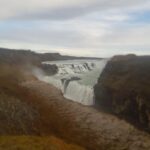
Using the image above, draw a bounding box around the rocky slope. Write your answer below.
[0,63,150,150]
[21,80,150,150]
[0,63,86,149]
[94,54,150,132]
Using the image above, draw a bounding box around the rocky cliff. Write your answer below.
[94,54,150,132]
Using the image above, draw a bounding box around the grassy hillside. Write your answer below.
[0,136,85,150]
[0,57,87,149]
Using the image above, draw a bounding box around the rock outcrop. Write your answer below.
[94,54,150,132]
[40,64,58,75]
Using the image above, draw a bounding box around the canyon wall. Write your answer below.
[94,54,150,132]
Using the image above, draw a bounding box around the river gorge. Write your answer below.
[35,59,108,105]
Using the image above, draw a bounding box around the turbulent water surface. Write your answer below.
[37,59,107,105]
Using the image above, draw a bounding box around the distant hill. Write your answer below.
[0,47,102,65]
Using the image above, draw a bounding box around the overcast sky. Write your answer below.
[0,0,150,57]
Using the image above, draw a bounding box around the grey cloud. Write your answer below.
[0,0,149,20]
[0,0,150,57]
[1,19,150,57]
[0,22,86,48]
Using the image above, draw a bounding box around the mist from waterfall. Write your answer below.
[36,59,108,105]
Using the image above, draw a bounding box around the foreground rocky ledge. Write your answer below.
[22,80,150,150]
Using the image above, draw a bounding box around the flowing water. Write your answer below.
[37,59,108,105]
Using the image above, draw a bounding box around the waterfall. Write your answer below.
[37,59,108,106]
[64,81,94,105]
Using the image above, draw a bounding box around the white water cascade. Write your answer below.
[37,59,108,106]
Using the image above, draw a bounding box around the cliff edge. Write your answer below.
[94,54,150,132]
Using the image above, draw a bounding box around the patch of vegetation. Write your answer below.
[0,136,85,150]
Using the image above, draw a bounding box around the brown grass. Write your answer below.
[0,136,85,150]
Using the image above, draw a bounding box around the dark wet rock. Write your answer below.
[84,63,92,71]
[61,77,81,93]
[94,54,150,132]
[40,64,58,75]
[61,77,81,84]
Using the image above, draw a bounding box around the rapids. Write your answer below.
[37,59,108,105]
